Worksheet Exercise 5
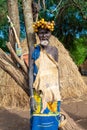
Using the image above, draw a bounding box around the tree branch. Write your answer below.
[0,48,14,65]
[71,0,87,20]
[56,1,87,21]
[0,58,29,96]
[55,3,73,20]
[6,42,28,74]
[7,15,21,48]
[59,109,84,130]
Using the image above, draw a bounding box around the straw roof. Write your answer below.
[0,35,87,109]
[0,68,29,109]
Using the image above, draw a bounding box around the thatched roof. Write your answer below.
[49,36,87,101]
[0,68,29,109]
[0,35,87,109]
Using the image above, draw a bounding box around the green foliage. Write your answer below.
[0,0,8,52]
[54,6,87,39]
[75,0,87,17]
[0,0,7,26]
[0,38,9,52]
[0,0,87,65]
[70,37,87,65]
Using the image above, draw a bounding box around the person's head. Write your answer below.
[37,28,51,46]
[33,19,55,46]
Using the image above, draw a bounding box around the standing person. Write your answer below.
[29,18,66,130]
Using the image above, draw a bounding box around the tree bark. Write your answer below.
[7,0,20,39]
[22,0,36,48]
[7,0,20,63]
[0,48,29,96]
[6,42,28,74]
[42,0,45,9]
[59,109,84,130]
[22,0,36,98]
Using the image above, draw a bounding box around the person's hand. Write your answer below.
[30,96,37,112]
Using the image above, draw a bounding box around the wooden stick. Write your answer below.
[0,57,29,96]
[0,48,14,65]
[6,42,28,74]
[7,15,21,48]
[7,15,24,60]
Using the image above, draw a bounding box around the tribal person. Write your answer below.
[29,19,66,130]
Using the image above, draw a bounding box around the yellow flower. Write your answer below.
[33,19,55,32]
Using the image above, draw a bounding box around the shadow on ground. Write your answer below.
[62,101,87,130]
[0,107,30,130]
[0,100,87,130]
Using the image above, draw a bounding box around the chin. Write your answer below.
[40,40,49,46]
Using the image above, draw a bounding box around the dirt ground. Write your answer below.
[0,108,29,130]
[62,101,87,130]
[0,76,87,130]
[0,101,87,130]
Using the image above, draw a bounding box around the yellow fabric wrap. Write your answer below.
[33,91,58,114]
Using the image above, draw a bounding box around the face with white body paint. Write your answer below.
[37,28,51,46]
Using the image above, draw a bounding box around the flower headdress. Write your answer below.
[33,18,55,32]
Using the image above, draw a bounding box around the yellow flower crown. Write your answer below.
[33,18,55,32]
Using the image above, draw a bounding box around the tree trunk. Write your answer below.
[42,0,45,9]
[7,0,20,39]
[7,0,20,63]
[22,0,36,48]
[22,0,36,98]
[38,0,41,9]
[0,47,29,96]
[59,109,84,130]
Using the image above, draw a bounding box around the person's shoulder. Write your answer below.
[48,45,58,52]
[32,44,41,60]
[34,44,40,49]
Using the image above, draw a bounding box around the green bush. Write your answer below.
[70,37,87,65]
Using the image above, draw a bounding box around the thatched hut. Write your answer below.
[49,36,87,101]
[0,68,29,109]
[0,35,87,109]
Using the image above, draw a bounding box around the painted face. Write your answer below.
[37,28,51,46]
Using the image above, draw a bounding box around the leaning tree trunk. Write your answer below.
[22,0,36,98]
[59,109,84,130]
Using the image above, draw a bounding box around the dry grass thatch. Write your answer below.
[0,35,87,109]
[0,68,29,109]
[48,36,87,102]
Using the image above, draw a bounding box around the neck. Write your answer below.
[40,44,49,50]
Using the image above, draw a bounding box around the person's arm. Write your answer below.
[54,47,58,62]
[46,46,58,62]
[29,46,36,112]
